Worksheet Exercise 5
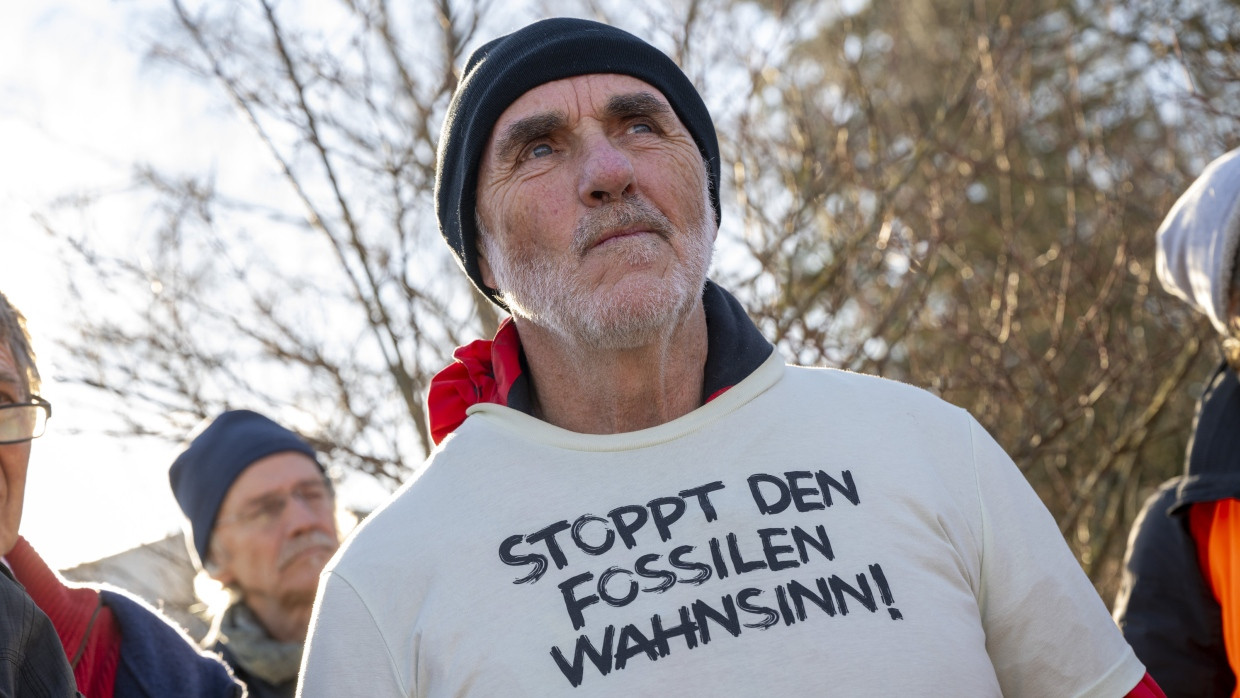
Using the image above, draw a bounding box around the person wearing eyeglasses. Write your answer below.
[0,292,79,696]
[169,409,340,698]
[0,290,243,697]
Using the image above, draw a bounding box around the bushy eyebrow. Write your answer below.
[492,112,567,165]
[490,91,674,165]
[602,91,673,122]
[238,477,329,508]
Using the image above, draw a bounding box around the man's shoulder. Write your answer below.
[325,465,451,582]
[781,362,968,419]
[0,565,79,697]
[0,563,48,633]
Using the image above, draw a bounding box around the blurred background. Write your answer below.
[4,0,1239,613]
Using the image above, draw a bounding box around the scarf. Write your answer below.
[210,602,303,686]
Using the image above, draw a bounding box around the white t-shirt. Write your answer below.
[298,354,1144,697]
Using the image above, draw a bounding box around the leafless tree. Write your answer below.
[718,0,1240,599]
[44,0,1240,599]
[47,0,507,486]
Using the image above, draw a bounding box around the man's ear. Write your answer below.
[477,245,498,290]
[474,208,500,289]
[205,541,235,587]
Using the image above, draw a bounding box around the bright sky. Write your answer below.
[1,2,390,569]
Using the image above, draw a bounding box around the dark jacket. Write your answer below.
[103,590,244,698]
[0,564,78,697]
[1173,364,1240,509]
[1115,477,1233,697]
[213,641,294,698]
[1114,363,1240,697]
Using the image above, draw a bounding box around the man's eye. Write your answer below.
[250,499,284,520]
[629,122,654,134]
[300,486,329,502]
[529,143,553,158]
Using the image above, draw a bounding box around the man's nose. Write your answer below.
[578,134,635,206]
[283,492,324,533]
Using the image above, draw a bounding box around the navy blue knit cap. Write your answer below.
[169,409,320,565]
[434,17,722,307]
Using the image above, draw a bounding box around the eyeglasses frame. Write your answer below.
[0,395,52,445]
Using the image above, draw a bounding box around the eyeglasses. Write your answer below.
[0,396,52,445]
[215,479,335,531]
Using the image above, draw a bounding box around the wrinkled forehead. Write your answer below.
[223,451,324,506]
[489,73,678,145]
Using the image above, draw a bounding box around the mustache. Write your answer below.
[571,197,676,257]
[277,530,339,570]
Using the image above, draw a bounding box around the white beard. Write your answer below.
[481,188,715,351]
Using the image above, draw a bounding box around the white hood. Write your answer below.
[1156,148,1240,334]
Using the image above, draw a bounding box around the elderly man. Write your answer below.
[300,18,1159,697]
[0,290,242,697]
[171,409,339,697]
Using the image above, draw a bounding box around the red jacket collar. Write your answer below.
[426,282,773,444]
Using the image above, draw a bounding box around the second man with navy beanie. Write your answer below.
[170,409,339,698]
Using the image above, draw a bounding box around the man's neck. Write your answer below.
[244,595,313,644]
[517,301,709,434]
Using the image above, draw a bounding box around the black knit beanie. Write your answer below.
[168,409,321,566]
[434,17,722,306]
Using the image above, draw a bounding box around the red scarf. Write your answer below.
[427,318,524,445]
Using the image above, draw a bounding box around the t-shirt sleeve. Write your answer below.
[966,418,1146,697]
[298,569,408,698]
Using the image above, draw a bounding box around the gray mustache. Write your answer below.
[277,530,339,569]
[572,198,675,256]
